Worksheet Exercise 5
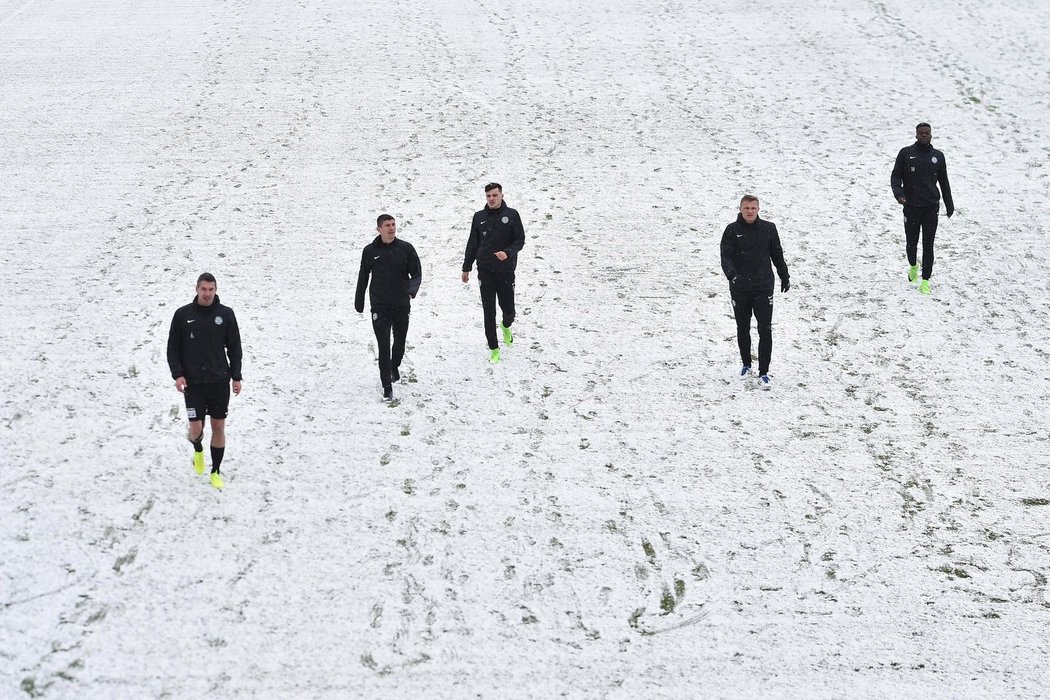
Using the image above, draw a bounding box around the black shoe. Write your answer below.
[391,367,400,383]
[382,385,393,400]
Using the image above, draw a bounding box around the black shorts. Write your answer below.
[184,382,231,421]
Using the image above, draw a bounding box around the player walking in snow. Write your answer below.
[720,195,790,389]
[461,183,526,363]
[355,214,422,400]
[890,122,955,295]
[166,273,243,489]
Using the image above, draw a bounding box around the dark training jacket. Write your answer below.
[167,295,243,385]
[720,214,790,291]
[890,142,954,213]
[462,202,526,273]
[355,236,422,312]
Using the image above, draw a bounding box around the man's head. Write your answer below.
[739,195,760,224]
[376,214,396,243]
[196,272,217,306]
[915,122,932,146]
[485,182,503,209]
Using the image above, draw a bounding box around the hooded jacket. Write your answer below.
[355,236,422,311]
[167,295,242,385]
[720,214,790,292]
[462,201,526,273]
[891,141,954,213]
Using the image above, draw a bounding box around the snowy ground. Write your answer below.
[3,0,1050,696]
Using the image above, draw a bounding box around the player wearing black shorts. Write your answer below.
[166,272,243,488]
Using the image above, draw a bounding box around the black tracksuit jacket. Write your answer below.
[720,215,790,291]
[166,295,243,385]
[462,202,526,273]
[355,236,422,312]
[891,142,954,213]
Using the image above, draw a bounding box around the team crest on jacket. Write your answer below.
[501,216,509,224]
[931,156,938,163]
[214,316,223,325]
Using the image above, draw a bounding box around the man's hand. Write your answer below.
[232,380,242,396]
[945,206,954,218]
[175,377,187,393]
[897,196,907,205]
[781,279,791,293]
[494,251,508,261]
[461,271,470,283]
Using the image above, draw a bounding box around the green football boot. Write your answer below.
[918,279,931,295]
[500,322,513,346]
[210,472,225,489]
[489,348,501,364]
[907,265,919,283]
[193,451,205,475]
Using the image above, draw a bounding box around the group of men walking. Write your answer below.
[166,124,955,488]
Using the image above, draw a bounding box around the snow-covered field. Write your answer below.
[3,0,1050,696]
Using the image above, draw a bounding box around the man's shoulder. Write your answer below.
[173,302,194,319]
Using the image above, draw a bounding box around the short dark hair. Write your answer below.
[484,182,502,193]
[739,194,759,206]
[916,122,931,130]
[376,214,394,227]
[196,272,216,286]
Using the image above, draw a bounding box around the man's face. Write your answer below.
[377,218,397,243]
[486,188,503,209]
[740,200,759,224]
[916,126,932,146]
[197,281,217,306]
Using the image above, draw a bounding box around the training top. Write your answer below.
[167,295,243,385]
[355,236,422,311]
[891,141,954,213]
[720,214,790,292]
[463,201,526,273]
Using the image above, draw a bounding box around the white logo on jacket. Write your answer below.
[931,156,938,163]
[214,316,223,325]
[501,216,509,224]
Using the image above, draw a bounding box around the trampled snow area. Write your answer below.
[2,0,1050,696]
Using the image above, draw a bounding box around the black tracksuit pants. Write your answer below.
[477,267,515,350]
[732,287,774,375]
[903,205,939,280]
[371,305,410,388]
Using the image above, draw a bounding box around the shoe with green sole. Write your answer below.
[193,451,205,475]
[210,472,225,489]
[489,348,501,363]
[908,265,918,283]
[918,279,931,295]
[500,322,513,346]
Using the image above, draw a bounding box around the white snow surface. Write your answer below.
[3,0,1050,697]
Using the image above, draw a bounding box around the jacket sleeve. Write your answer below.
[226,309,243,382]
[506,210,526,255]
[719,225,737,281]
[462,215,480,272]
[354,248,370,313]
[166,311,184,379]
[938,154,954,214]
[406,244,422,298]
[890,149,907,201]
[769,224,789,282]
